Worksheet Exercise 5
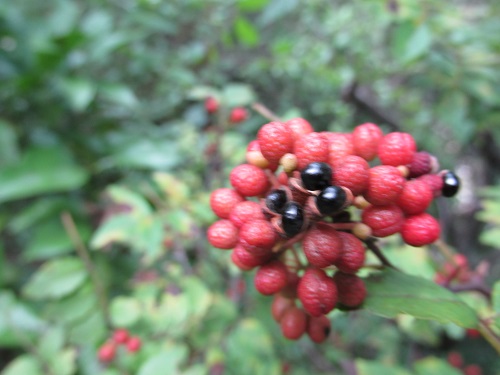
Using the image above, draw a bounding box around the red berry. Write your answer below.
[464,365,482,375]
[271,294,295,322]
[396,179,433,215]
[378,132,416,166]
[331,155,369,196]
[285,118,314,141]
[306,315,331,343]
[239,219,277,256]
[254,260,288,295]
[352,123,384,161]
[231,244,272,270]
[126,336,142,352]
[207,220,238,249]
[409,151,437,178]
[302,223,342,268]
[98,342,116,363]
[257,121,295,164]
[333,272,367,307]
[417,174,444,197]
[229,107,248,123]
[362,204,404,237]
[112,328,129,344]
[230,164,270,197]
[205,97,219,113]
[229,201,265,228]
[447,351,463,368]
[294,132,329,170]
[364,165,405,205]
[324,132,355,165]
[210,188,244,219]
[466,328,480,339]
[280,307,308,340]
[401,213,441,246]
[454,254,468,268]
[334,232,366,273]
[298,268,337,317]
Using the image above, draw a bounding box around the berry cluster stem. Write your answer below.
[251,102,282,122]
[364,238,398,269]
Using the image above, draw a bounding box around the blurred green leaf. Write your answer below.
[0,120,19,166]
[356,359,412,375]
[110,296,141,327]
[414,357,462,375]
[107,185,152,216]
[403,24,432,62]
[222,84,256,108]
[0,147,88,203]
[234,17,260,47]
[259,0,299,26]
[364,269,478,328]
[57,78,96,112]
[238,0,269,11]
[182,277,212,321]
[90,214,136,249]
[1,355,43,375]
[38,326,65,360]
[138,343,188,375]
[493,281,500,329]
[23,257,87,300]
[99,84,138,108]
[67,310,106,346]
[479,228,500,248]
[44,283,96,324]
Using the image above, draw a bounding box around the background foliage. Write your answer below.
[1,0,499,374]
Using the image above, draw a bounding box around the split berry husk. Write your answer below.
[281,202,304,238]
[266,189,288,213]
[300,162,332,191]
[442,171,460,197]
[316,185,347,216]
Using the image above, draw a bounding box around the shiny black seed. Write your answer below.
[281,202,304,238]
[316,185,347,216]
[300,162,332,191]
[442,171,460,197]
[265,189,288,213]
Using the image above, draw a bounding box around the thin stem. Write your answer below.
[433,239,457,263]
[61,212,111,328]
[251,102,282,122]
[444,277,492,300]
[322,222,357,231]
[364,238,398,269]
[478,319,500,355]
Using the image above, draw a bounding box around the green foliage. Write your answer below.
[1,0,500,374]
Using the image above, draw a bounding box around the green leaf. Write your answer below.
[44,283,96,324]
[403,24,432,62]
[479,228,500,248]
[90,214,136,249]
[38,326,65,359]
[67,310,106,346]
[238,0,269,11]
[107,185,152,216]
[138,344,188,375]
[259,0,299,26]
[356,359,413,375]
[1,355,43,375]
[182,277,212,321]
[493,281,500,313]
[23,257,87,300]
[100,84,138,108]
[0,147,88,203]
[221,84,256,108]
[234,17,259,47]
[57,78,96,112]
[48,349,76,375]
[8,198,66,234]
[0,120,19,166]
[363,269,478,328]
[414,357,462,375]
[110,296,141,327]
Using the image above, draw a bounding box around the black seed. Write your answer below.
[332,210,351,223]
[265,189,288,213]
[281,202,304,238]
[442,171,460,197]
[316,185,347,216]
[323,326,331,338]
[300,162,332,191]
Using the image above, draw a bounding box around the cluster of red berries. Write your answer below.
[447,351,483,375]
[207,118,460,342]
[97,329,142,363]
[205,97,248,123]
[434,254,472,285]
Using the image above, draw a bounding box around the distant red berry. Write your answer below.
[231,244,272,270]
[378,132,417,166]
[324,132,355,165]
[294,132,329,170]
[352,123,384,161]
[112,328,129,344]
[205,97,219,113]
[298,268,337,317]
[210,188,244,219]
[334,232,366,273]
[239,219,277,256]
[333,272,367,307]
[271,294,295,322]
[254,260,288,295]
[230,164,270,197]
[126,336,142,353]
[257,121,295,164]
[447,351,463,368]
[466,328,480,339]
[229,107,248,123]
[307,315,331,343]
[98,342,116,363]
[362,204,404,237]
[229,201,265,228]
[401,213,441,246]
[463,364,482,375]
[364,165,405,205]
[396,179,433,215]
[280,307,308,340]
[285,118,314,140]
[331,155,370,196]
[302,223,342,268]
[207,220,238,249]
